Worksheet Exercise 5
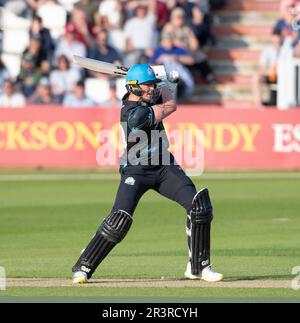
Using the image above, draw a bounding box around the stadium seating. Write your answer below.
[193,0,280,107]
[1,8,30,78]
[85,78,111,104]
[37,2,67,40]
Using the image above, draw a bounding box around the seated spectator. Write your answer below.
[17,53,41,98]
[54,23,87,69]
[63,81,95,107]
[28,77,60,104]
[89,29,122,65]
[162,7,215,83]
[40,60,51,79]
[29,15,54,62]
[49,55,81,102]
[0,79,26,108]
[22,34,45,67]
[162,7,199,53]
[0,59,10,94]
[149,34,195,99]
[88,29,122,95]
[176,0,199,25]
[253,32,281,106]
[123,2,158,66]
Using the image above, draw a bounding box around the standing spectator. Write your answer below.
[155,0,169,30]
[63,81,95,107]
[28,77,60,104]
[29,15,54,62]
[0,80,26,108]
[17,53,41,98]
[68,7,95,49]
[123,2,158,66]
[188,1,215,47]
[274,0,299,46]
[74,0,99,26]
[0,59,10,94]
[54,23,87,69]
[96,0,126,52]
[280,0,296,19]
[49,55,81,102]
[253,32,281,106]
[97,0,124,31]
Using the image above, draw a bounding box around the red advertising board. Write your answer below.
[0,106,299,169]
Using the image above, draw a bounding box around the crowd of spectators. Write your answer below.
[0,0,226,108]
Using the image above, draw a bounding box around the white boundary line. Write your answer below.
[0,172,300,181]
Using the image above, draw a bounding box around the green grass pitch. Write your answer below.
[0,170,300,300]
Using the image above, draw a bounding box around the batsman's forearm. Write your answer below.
[153,100,177,123]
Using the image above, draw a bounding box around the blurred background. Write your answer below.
[0,0,300,169]
[2,0,300,108]
[1,2,300,297]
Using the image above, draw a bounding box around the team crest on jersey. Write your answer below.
[125,177,135,186]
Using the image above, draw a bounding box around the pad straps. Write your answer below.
[72,210,132,278]
[189,189,213,275]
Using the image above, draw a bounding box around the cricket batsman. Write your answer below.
[72,64,223,283]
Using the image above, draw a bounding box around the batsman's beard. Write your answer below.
[140,88,155,102]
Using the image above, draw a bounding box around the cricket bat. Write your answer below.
[73,55,129,76]
[73,56,178,89]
